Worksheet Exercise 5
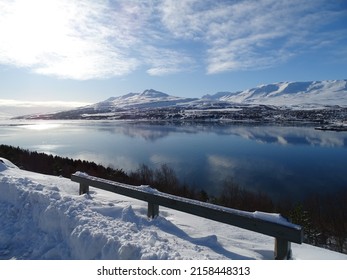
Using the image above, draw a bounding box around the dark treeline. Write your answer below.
[0,144,346,254]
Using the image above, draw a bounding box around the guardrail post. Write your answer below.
[275,238,292,260]
[79,183,89,195]
[71,173,303,259]
[147,203,159,218]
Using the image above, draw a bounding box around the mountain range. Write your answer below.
[203,80,347,107]
[18,80,347,124]
[83,80,347,114]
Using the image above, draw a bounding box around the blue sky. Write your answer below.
[0,0,346,104]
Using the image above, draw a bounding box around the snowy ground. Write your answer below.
[0,157,346,260]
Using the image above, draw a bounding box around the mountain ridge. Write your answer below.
[14,79,347,124]
[94,88,198,110]
[95,79,347,109]
[202,80,347,106]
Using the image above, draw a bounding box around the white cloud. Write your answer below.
[0,99,91,118]
[0,0,144,79]
[159,0,347,73]
[0,0,345,79]
[0,99,90,108]
[144,47,195,76]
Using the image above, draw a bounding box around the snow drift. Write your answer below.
[0,158,346,260]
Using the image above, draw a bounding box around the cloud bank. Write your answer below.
[0,0,345,79]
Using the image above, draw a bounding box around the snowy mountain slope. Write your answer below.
[203,80,347,107]
[13,80,347,120]
[98,80,347,109]
[1,157,346,260]
[92,89,197,110]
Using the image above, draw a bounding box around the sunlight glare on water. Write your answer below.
[21,122,62,131]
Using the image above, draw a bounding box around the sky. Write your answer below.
[0,0,346,106]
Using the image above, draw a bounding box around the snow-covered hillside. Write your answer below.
[14,80,347,121]
[93,80,347,109]
[203,80,347,107]
[92,89,197,110]
[1,157,346,260]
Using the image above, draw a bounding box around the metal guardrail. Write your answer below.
[71,172,303,259]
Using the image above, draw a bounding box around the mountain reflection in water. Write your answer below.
[1,120,347,201]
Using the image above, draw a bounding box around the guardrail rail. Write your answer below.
[71,172,303,259]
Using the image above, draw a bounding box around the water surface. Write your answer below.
[1,120,346,201]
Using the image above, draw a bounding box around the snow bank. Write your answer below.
[1,157,346,260]
[0,158,18,170]
[0,164,179,259]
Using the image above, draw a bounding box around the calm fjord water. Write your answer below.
[1,120,347,201]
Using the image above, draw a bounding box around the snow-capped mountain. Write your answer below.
[203,80,347,107]
[93,89,197,110]
[15,80,347,121]
[92,80,347,111]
